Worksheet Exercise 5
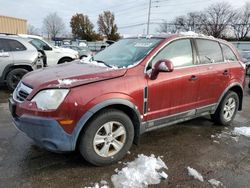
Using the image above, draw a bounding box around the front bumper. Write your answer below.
[9,98,73,152]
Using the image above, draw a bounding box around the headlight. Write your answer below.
[75,54,79,59]
[31,89,69,110]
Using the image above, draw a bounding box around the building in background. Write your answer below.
[0,15,27,34]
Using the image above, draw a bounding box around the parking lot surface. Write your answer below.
[0,79,250,188]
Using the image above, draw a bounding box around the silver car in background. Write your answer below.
[62,45,92,59]
[0,35,43,91]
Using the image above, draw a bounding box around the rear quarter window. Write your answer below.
[221,43,237,62]
[196,39,223,64]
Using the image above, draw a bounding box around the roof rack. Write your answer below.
[0,33,17,35]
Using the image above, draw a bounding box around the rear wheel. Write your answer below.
[6,68,28,91]
[211,91,239,126]
[79,109,134,166]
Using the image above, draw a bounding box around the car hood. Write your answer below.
[54,46,78,55]
[22,61,127,90]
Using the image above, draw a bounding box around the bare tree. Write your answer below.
[97,11,120,41]
[43,12,65,39]
[201,2,236,37]
[231,2,250,40]
[27,24,40,35]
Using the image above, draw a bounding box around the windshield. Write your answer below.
[93,38,162,68]
[30,38,52,50]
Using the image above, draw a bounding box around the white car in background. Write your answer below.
[18,34,79,66]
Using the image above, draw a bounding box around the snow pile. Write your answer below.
[180,31,200,36]
[208,179,223,188]
[233,127,250,137]
[187,166,204,182]
[57,79,78,85]
[111,154,168,188]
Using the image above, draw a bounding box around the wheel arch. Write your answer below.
[2,64,33,81]
[72,99,142,150]
[58,56,73,64]
[216,83,243,111]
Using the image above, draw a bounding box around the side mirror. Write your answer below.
[149,59,174,80]
[43,45,52,51]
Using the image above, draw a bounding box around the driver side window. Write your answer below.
[149,39,193,69]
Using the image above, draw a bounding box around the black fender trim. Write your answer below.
[0,63,33,82]
[215,82,244,111]
[72,99,142,149]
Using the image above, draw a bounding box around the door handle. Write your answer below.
[223,70,229,76]
[189,75,198,81]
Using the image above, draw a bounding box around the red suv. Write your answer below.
[9,34,246,166]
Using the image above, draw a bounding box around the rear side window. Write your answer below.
[221,43,237,61]
[151,39,193,68]
[0,39,11,52]
[7,39,26,51]
[196,39,223,64]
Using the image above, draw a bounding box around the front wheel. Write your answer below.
[211,91,239,126]
[79,109,134,166]
[6,68,29,91]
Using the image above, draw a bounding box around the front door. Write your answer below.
[146,39,200,121]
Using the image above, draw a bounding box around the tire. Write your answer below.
[79,109,134,166]
[6,68,29,91]
[58,57,73,64]
[246,66,250,75]
[211,91,239,126]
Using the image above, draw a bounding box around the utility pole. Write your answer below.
[146,0,152,35]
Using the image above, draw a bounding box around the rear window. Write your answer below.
[221,43,237,61]
[196,39,223,64]
[0,39,11,52]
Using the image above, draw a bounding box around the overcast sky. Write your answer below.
[0,0,248,36]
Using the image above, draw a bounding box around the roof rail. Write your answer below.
[0,33,17,35]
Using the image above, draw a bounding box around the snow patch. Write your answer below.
[208,179,223,188]
[57,79,78,86]
[187,166,204,182]
[233,127,250,137]
[111,154,168,188]
[85,180,109,188]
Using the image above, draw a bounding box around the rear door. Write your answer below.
[0,39,13,77]
[195,39,230,107]
[220,43,244,79]
[146,38,200,121]
[6,39,31,64]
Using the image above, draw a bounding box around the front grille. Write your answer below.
[13,82,33,103]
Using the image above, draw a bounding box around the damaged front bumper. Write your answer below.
[9,97,73,152]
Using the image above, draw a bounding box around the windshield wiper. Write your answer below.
[94,59,112,68]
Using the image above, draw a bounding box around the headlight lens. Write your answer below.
[31,89,69,110]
